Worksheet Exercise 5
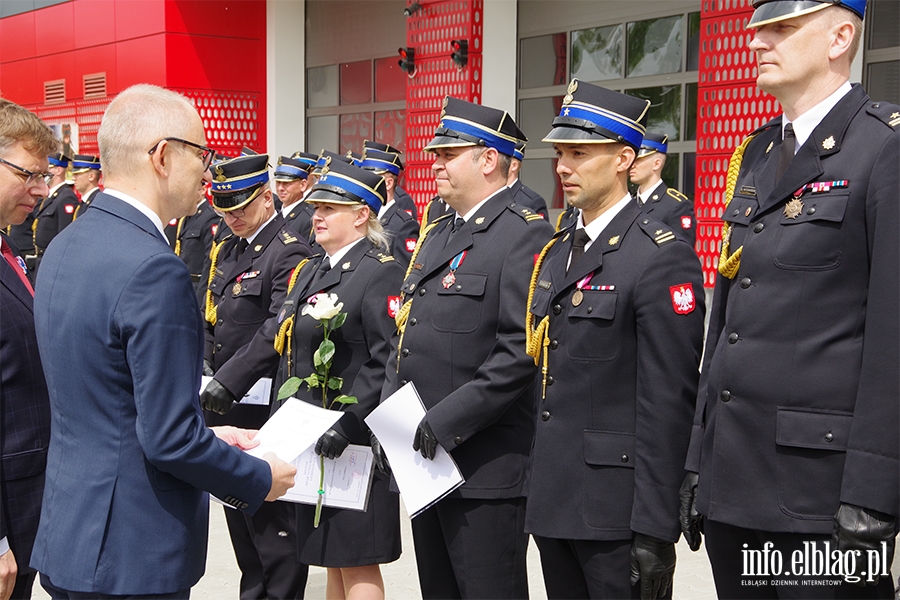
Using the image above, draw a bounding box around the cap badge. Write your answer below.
[214,165,227,182]
[563,79,578,105]
[822,136,836,150]
[277,157,284,165]
[321,156,332,177]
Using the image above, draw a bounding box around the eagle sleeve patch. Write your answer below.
[670,283,696,314]
[405,238,417,253]
[64,204,75,214]
[388,295,401,318]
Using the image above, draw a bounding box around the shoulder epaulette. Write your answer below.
[509,204,545,223]
[750,117,781,136]
[666,188,689,203]
[638,218,677,246]
[279,229,299,244]
[867,101,900,129]
[367,248,395,263]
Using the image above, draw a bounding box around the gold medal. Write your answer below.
[783,196,804,219]
[572,289,584,307]
[232,282,242,295]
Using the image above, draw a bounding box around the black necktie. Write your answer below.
[568,229,591,274]
[310,257,331,290]
[776,123,795,181]
[235,239,249,259]
[451,216,465,233]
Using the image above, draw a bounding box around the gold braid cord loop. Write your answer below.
[204,236,229,325]
[718,134,757,279]
[274,258,310,356]
[525,236,560,399]
[173,217,185,256]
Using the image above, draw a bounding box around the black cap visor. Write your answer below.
[306,185,366,206]
[213,184,265,212]
[748,1,830,27]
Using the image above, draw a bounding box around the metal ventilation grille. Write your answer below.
[83,73,107,99]
[44,80,66,105]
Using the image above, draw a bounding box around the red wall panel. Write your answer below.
[0,59,40,105]
[116,34,167,89]
[74,0,117,48]
[36,52,76,90]
[166,0,265,39]
[75,45,118,98]
[114,0,166,41]
[165,34,263,92]
[0,12,36,63]
[33,0,75,57]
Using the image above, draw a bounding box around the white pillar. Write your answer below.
[480,0,518,116]
[267,0,306,156]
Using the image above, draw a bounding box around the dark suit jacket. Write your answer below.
[31,192,271,594]
[382,189,554,499]
[273,241,404,443]
[0,233,50,577]
[525,208,704,542]
[379,202,418,268]
[509,178,548,219]
[205,215,312,429]
[393,186,418,220]
[283,200,316,244]
[635,180,695,247]
[687,84,900,533]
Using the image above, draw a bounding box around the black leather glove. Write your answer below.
[370,432,391,476]
[630,533,676,599]
[412,417,438,460]
[200,378,236,414]
[832,503,897,587]
[202,359,215,377]
[679,471,703,551]
[315,428,350,460]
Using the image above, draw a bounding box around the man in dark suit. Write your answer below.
[275,152,317,240]
[31,152,79,273]
[524,80,705,600]
[31,84,296,598]
[200,154,312,600]
[382,97,554,599]
[357,148,419,266]
[0,98,58,600]
[680,1,899,597]
[629,133,695,247]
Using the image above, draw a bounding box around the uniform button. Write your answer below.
[211,283,217,289]
[642,219,649,225]
[409,318,417,326]
[215,343,222,350]
[720,390,732,402]
[549,340,559,350]
[753,223,765,233]
[621,454,629,463]
[401,348,410,357]
[418,287,427,296]
[727,332,739,344]
[552,304,562,315]
[824,432,834,442]
[400,379,408,385]
[454,436,463,445]
[732,209,740,216]
[455,284,462,291]
[217,319,224,325]
[740,277,751,289]
[807,207,816,215]
[546,376,555,386]
[541,410,551,421]
[586,306,593,314]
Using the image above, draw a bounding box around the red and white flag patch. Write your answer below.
[405,238,417,253]
[211,223,219,237]
[387,295,402,318]
[670,283,695,315]
[681,216,692,229]
[168,218,178,226]
[64,204,75,214]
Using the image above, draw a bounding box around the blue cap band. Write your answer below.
[212,170,269,193]
[440,116,518,157]
[72,160,100,170]
[358,157,401,175]
[274,165,309,179]
[556,102,645,149]
[317,171,384,212]
[642,138,667,154]
[49,156,69,168]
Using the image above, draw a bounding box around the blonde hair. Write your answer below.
[0,98,59,157]
[363,207,390,251]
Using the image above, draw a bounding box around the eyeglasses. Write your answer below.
[148,137,215,170]
[222,191,262,219]
[0,157,53,187]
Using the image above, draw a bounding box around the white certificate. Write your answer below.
[200,376,272,406]
[244,398,343,463]
[278,444,375,511]
[364,381,465,518]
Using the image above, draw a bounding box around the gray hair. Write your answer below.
[98,84,198,177]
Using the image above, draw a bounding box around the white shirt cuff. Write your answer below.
[0,537,9,556]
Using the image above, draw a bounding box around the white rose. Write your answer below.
[302,293,343,321]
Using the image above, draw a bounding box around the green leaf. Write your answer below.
[334,394,358,405]
[330,312,347,330]
[316,339,335,367]
[303,374,323,390]
[327,376,343,390]
[277,377,303,401]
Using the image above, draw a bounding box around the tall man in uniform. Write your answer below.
[383,97,554,599]
[30,152,79,273]
[274,152,317,240]
[70,154,101,217]
[357,148,418,266]
[680,1,899,597]
[31,83,296,598]
[200,154,312,600]
[524,80,705,600]
[0,98,57,600]
[628,133,695,246]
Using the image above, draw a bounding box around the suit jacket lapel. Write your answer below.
[556,204,636,291]
[317,240,369,293]
[91,192,169,245]
[224,216,282,283]
[0,247,34,311]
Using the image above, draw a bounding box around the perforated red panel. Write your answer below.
[695,2,780,287]
[184,90,263,158]
[34,99,110,156]
[404,0,484,216]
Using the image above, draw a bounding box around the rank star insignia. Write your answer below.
[783,197,804,219]
[766,141,774,154]
[608,235,620,246]
[892,112,900,119]
[563,107,570,116]
[822,136,836,150]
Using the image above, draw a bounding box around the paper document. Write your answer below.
[243,398,343,462]
[365,381,464,518]
[279,444,375,511]
[201,376,272,406]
